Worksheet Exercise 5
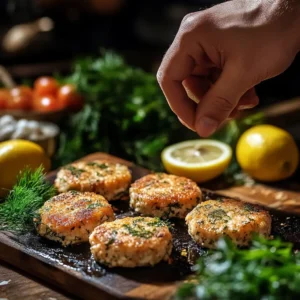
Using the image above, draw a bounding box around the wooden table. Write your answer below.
[0,261,75,300]
[1,99,299,300]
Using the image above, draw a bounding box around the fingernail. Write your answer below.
[238,104,255,110]
[178,117,196,132]
[196,117,219,137]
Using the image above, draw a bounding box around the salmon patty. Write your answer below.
[54,160,132,201]
[34,191,115,246]
[129,173,202,219]
[89,216,172,268]
[186,199,271,248]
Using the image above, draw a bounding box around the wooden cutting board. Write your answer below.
[1,152,300,300]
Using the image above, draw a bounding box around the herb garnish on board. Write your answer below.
[0,167,56,232]
[175,236,300,300]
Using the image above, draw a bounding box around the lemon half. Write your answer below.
[161,140,232,182]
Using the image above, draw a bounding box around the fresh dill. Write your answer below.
[0,167,56,232]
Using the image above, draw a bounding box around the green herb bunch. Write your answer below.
[0,167,56,232]
[55,51,190,170]
[175,236,300,300]
[55,51,264,179]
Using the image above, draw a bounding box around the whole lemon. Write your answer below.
[0,139,50,196]
[236,125,299,182]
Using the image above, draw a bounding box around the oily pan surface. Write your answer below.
[4,166,300,286]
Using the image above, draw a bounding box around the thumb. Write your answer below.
[194,64,251,137]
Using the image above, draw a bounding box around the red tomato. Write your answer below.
[57,84,84,111]
[33,95,61,112]
[34,77,59,97]
[8,86,33,110]
[0,89,10,109]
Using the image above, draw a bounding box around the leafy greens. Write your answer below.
[55,51,190,170]
[175,236,300,300]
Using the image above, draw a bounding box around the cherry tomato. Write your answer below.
[0,89,10,109]
[33,95,61,112]
[8,86,33,110]
[34,76,59,97]
[57,84,84,111]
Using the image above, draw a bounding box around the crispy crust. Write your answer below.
[89,216,172,268]
[54,160,132,201]
[186,199,272,248]
[34,191,115,246]
[129,173,202,218]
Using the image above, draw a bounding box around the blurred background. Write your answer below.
[0,0,299,170]
[0,0,299,101]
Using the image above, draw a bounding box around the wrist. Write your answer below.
[295,8,300,52]
[278,0,300,52]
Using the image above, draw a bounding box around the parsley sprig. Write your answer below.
[175,236,300,300]
[55,51,188,171]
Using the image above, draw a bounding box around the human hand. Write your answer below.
[157,0,300,137]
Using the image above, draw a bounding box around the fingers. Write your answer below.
[228,88,259,119]
[157,13,210,131]
[178,117,196,131]
[157,48,197,130]
[182,76,211,104]
[237,88,259,110]
[195,64,251,137]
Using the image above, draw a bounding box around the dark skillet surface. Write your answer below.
[1,164,300,298]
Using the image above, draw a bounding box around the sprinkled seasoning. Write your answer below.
[86,162,108,169]
[208,209,230,224]
[64,166,85,177]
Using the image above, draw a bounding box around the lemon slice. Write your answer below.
[161,140,232,183]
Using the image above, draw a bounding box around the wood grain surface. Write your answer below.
[0,262,73,300]
[1,152,300,300]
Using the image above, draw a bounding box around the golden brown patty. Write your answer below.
[54,160,132,201]
[34,191,115,246]
[129,173,202,218]
[89,216,172,268]
[186,199,271,248]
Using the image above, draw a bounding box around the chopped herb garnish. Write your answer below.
[208,209,230,224]
[203,204,213,210]
[124,224,153,239]
[69,190,80,195]
[244,203,260,212]
[215,196,224,202]
[147,217,169,228]
[87,202,102,209]
[64,165,85,177]
[87,162,108,169]
[106,230,117,247]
